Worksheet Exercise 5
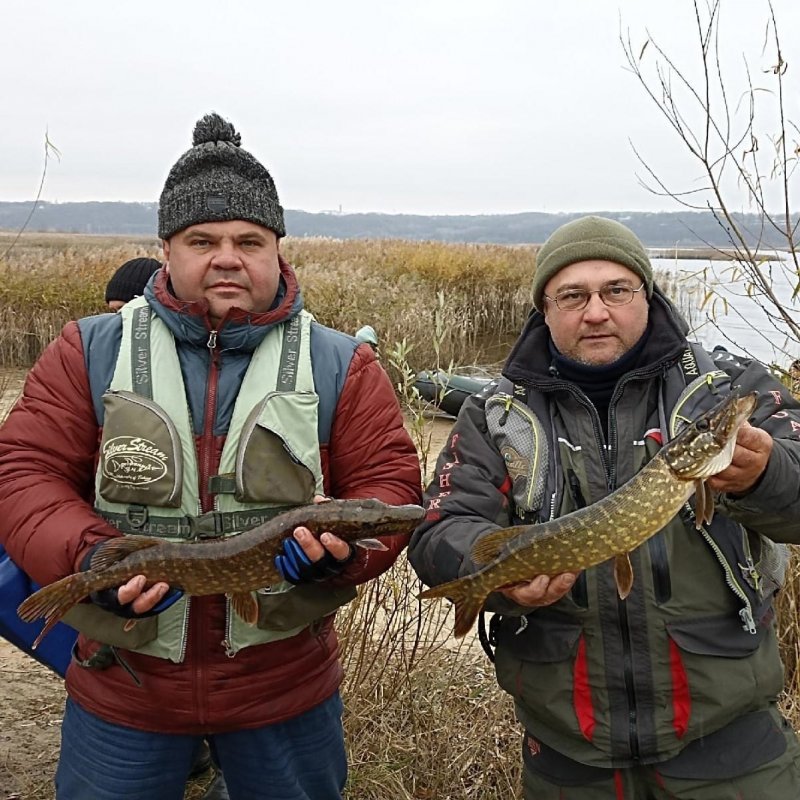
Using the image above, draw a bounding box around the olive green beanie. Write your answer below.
[532,216,653,311]
[158,112,285,240]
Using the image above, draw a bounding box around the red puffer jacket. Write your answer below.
[0,262,421,733]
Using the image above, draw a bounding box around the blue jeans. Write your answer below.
[55,693,347,800]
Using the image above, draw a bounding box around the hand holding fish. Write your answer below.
[117,575,172,614]
[419,391,758,638]
[18,498,424,648]
[112,496,351,611]
[498,572,580,607]
[705,421,772,495]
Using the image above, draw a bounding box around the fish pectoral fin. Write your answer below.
[693,480,716,529]
[354,538,388,552]
[614,553,634,600]
[90,536,163,571]
[229,591,259,625]
[471,528,522,565]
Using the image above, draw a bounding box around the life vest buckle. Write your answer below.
[125,505,149,530]
[190,512,223,539]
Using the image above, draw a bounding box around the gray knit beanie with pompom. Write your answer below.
[158,112,285,240]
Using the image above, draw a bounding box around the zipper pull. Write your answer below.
[739,606,757,635]
[221,638,236,658]
[739,556,762,593]
[207,330,218,350]
[499,395,513,426]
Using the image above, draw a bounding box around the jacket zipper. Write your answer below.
[684,504,756,633]
[195,328,221,722]
[525,365,667,761]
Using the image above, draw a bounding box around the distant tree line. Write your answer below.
[0,201,794,249]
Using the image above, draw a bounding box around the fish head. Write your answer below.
[664,390,758,480]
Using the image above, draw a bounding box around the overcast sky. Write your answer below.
[3,0,798,215]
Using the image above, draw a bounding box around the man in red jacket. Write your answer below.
[0,112,421,800]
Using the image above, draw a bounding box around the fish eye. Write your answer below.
[695,419,710,432]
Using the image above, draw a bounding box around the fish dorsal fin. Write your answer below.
[614,553,634,600]
[90,536,163,572]
[471,527,523,565]
[229,591,259,625]
[693,480,715,529]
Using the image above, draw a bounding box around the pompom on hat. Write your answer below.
[158,112,285,240]
[532,216,654,311]
[105,257,161,304]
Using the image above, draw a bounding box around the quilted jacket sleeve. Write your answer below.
[326,343,422,585]
[0,322,120,585]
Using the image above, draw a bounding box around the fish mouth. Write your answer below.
[667,390,758,478]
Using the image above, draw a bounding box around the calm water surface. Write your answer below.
[652,256,800,369]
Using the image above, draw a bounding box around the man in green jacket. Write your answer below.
[409,216,800,798]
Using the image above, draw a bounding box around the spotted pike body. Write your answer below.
[18,499,424,646]
[420,391,757,638]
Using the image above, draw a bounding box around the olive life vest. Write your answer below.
[66,297,356,661]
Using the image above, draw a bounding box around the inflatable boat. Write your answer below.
[413,369,495,417]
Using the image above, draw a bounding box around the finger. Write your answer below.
[313,494,332,504]
[320,532,352,561]
[734,423,770,454]
[116,575,147,605]
[293,526,326,561]
[499,574,549,605]
[130,582,170,615]
[543,572,577,602]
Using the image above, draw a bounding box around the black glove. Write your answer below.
[80,544,183,619]
[275,537,356,585]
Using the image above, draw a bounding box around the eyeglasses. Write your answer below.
[544,283,645,312]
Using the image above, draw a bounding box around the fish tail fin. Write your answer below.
[17,574,91,649]
[419,577,487,638]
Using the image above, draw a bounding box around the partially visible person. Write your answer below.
[410,216,800,798]
[1,256,163,670]
[105,257,161,311]
[0,112,421,800]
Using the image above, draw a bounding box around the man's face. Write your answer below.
[163,220,281,327]
[542,260,649,366]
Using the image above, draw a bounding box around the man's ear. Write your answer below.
[162,240,170,273]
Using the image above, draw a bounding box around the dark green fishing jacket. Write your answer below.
[408,290,800,771]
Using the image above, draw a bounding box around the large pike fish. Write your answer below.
[18,498,424,647]
[419,391,757,638]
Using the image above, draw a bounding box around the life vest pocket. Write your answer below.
[664,614,776,745]
[234,392,320,504]
[251,582,358,632]
[98,391,183,508]
[493,611,589,742]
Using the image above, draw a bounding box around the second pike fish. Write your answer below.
[419,391,757,638]
[18,498,424,647]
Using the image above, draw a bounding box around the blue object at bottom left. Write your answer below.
[0,544,76,678]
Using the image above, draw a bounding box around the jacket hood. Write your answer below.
[503,284,690,386]
[144,254,304,352]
